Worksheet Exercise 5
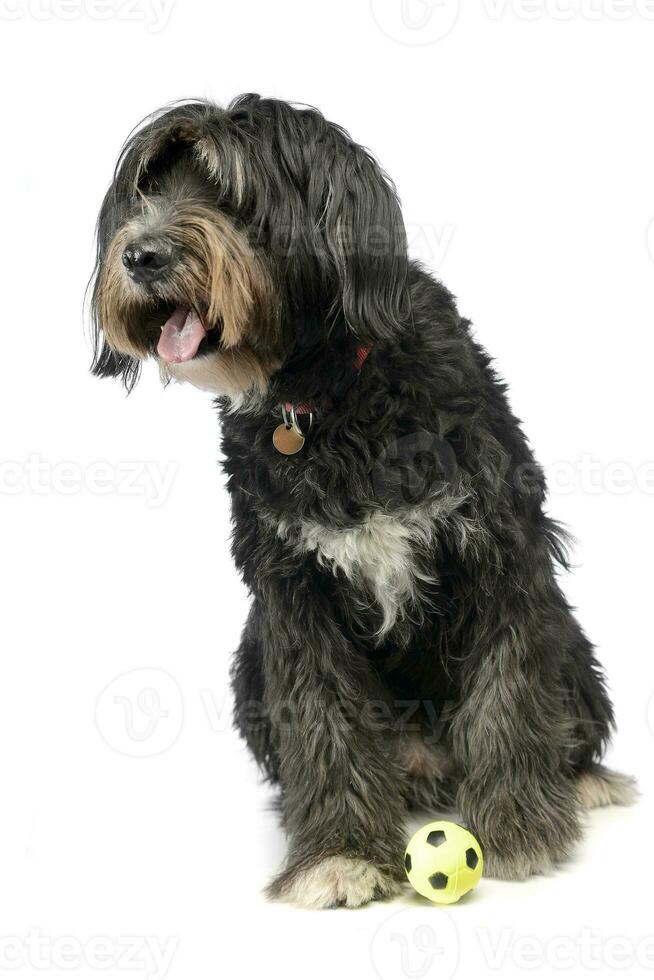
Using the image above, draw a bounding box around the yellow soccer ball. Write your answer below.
[404,820,483,904]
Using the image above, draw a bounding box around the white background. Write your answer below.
[1,1,653,978]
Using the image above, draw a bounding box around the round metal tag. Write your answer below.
[273,423,305,455]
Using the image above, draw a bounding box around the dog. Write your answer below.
[90,94,635,908]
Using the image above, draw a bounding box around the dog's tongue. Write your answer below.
[157,307,207,363]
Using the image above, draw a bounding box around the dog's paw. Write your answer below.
[266,855,402,909]
[482,846,558,880]
[576,766,639,809]
[461,774,584,881]
[479,819,583,881]
[479,810,581,881]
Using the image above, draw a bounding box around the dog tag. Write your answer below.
[273,423,305,455]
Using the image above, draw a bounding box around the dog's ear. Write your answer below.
[87,264,141,392]
[88,264,142,392]
[312,138,410,342]
[90,332,141,391]
[88,186,141,392]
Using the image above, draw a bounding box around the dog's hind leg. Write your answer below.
[560,627,637,808]
[449,528,594,881]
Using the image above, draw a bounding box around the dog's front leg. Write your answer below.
[259,584,407,908]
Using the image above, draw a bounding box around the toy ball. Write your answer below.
[404,820,483,904]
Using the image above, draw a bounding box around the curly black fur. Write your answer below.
[90,95,632,907]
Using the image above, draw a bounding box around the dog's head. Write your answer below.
[90,95,409,403]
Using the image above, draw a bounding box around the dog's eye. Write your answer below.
[140,172,161,195]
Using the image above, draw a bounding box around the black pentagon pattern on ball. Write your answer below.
[426,829,446,847]
[466,847,479,870]
[428,872,448,889]
[405,853,412,872]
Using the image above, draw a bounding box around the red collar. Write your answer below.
[282,343,373,417]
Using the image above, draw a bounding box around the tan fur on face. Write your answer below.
[98,205,276,356]
[97,201,281,402]
[97,219,153,358]
[164,205,276,348]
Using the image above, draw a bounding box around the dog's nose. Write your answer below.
[122,239,173,283]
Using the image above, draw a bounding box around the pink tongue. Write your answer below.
[157,307,208,363]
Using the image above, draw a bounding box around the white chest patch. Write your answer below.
[276,509,438,635]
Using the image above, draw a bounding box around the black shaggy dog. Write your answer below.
[91,95,634,908]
